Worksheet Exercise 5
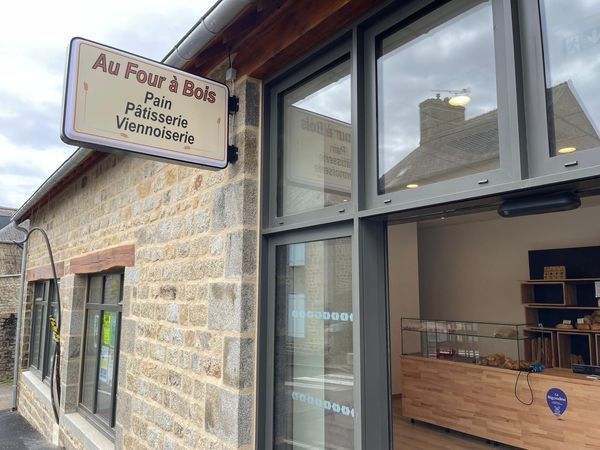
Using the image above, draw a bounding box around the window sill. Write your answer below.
[62,412,115,450]
[21,370,52,411]
[20,371,59,445]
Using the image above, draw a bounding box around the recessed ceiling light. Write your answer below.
[558,146,576,154]
[406,183,419,189]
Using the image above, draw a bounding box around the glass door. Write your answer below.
[267,231,356,449]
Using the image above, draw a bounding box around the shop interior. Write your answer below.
[387,193,600,449]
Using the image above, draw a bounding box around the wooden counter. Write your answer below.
[400,355,600,450]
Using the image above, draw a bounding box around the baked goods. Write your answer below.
[576,323,591,330]
[481,353,506,367]
[591,323,600,331]
[480,354,530,370]
[493,327,518,338]
[503,358,531,370]
[556,323,573,329]
[570,354,584,366]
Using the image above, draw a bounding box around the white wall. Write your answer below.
[418,199,600,324]
[387,198,600,390]
[387,222,420,395]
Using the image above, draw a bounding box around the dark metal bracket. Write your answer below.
[228,96,239,114]
[228,145,239,163]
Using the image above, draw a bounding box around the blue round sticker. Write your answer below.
[546,388,568,417]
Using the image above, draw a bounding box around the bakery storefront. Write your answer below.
[11,0,600,449]
[256,0,600,449]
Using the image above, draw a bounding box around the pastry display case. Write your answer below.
[401,318,536,370]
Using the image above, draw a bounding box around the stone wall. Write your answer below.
[0,243,21,275]
[0,275,20,380]
[18,76,261,449]
[18,372,57,443]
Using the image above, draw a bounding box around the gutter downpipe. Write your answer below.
[11,222,29,411]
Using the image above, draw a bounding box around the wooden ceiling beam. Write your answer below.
[188,0,381,80]
[229,0,353,77]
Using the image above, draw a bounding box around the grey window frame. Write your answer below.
[264,39,355,230]
[78,272,123,439]
[258,222,364,449]
[258,0,600,448]
[519,1,600,179]
[363,0,524,212]
[29,280,58,384]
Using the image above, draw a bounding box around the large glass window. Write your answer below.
[539,0,600,157]
[377,0,499,194]
[278,58,352,217]
[30,280,58,382]
[80,273,122,431]
[273,237,354,449]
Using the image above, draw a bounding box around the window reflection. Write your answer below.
[540,0,600,156]
[377,1,499,194]
[278,59,352,216]
[274,237,354,449]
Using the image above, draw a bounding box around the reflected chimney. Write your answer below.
[419,97,465,144]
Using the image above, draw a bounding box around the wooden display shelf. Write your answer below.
[520,278,600,282]
[557,331,596,368]
[520,281,576,306]
[525,326,600,334]
[524,329,557,367]
[401,355,600,450]
[524,304,600,310]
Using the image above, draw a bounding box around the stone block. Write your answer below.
[223,337,254,389]
[120,318,136,354]
[159,285,177,301]
[235,79,260,128]
[230,128,259,179]
[167,303,179,323]
[116,391,132,428]
[207,283,255,332]
[124,267,141,285]
[205,384,252,447]
[224,230,257,277]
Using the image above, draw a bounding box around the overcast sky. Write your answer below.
[0,0,215,209]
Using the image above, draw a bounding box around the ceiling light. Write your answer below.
[448,95,471,107]
[558,146,576,154]
[406,183,419,189]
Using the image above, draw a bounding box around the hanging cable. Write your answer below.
[514,369,534,406]
[14,228,61,423]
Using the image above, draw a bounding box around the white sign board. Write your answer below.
[285,106,351,193]
[62,38,229,168]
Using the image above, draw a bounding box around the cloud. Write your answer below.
[0,0,215,209]
[0,134,74,208]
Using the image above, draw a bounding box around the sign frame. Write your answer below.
[61,37,230,169]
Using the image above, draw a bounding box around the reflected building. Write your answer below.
[381,81,600,192]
